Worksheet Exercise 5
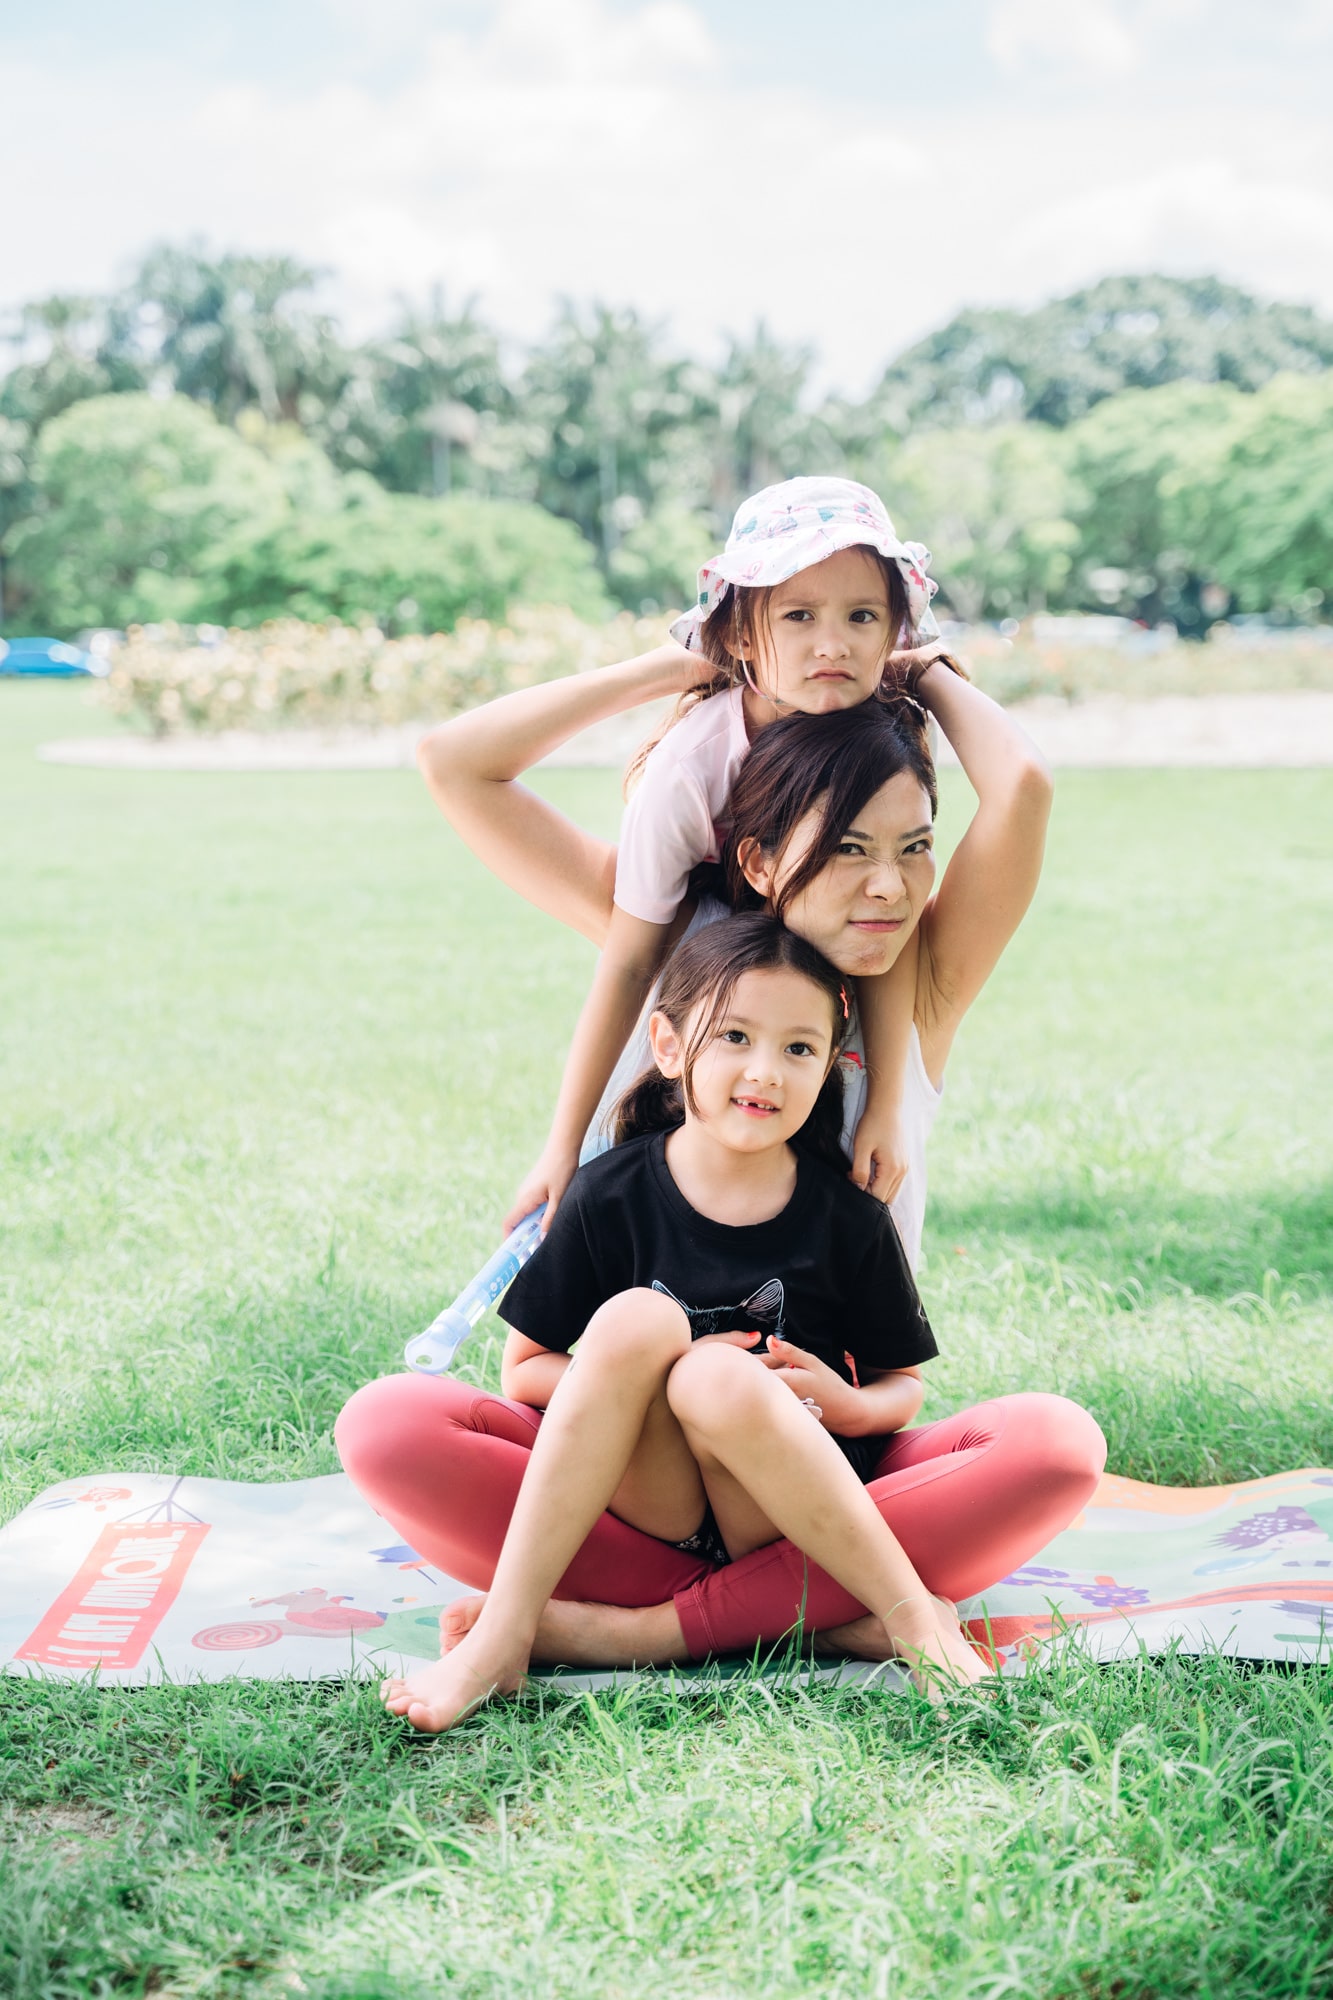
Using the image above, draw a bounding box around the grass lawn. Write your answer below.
[2,679,1332,1999]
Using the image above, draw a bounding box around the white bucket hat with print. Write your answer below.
[670,475,940,654]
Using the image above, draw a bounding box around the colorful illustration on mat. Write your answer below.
[5,1467,1333,1684]
[958,1471,1333,1663]
[1,1471,470,1684]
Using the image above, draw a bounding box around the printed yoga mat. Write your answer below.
[2,1466,1331,1689]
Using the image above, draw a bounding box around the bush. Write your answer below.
[2,393,287,632]
[96,606,667,736]
[1,392,613,638]
[200,485,613,631]
[605,502,715,614]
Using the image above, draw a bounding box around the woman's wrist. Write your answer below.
[634,640,702,699]
[913,654,970,706]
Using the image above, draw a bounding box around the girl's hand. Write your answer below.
[759,1338,861,1433]
[850,1109,908,1205]
[504,1146,581,1236]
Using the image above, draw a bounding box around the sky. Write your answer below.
[4,0,1332,391]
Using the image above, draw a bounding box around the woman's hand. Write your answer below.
[504,1145,581,1236]
[850,1106,908,1205]
[759,1338,861,1433]
[655,637,709,692]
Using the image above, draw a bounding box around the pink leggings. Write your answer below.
[335,1375,1106,1657]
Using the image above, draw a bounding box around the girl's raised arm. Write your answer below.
[914,663,1054,1083]
[417,641,697,947]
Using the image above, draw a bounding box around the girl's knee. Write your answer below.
[578,1287,691,1370]
[666,1340,766,1427]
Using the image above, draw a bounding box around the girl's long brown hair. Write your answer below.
[624,548,913,794]
[611,913,853,1173]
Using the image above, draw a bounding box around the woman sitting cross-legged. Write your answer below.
[336,634,1106,1717]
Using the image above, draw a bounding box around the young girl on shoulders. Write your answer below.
[380,913,992,1733]
[507,475,965,1236]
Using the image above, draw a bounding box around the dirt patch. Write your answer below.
[36,690,1333,773]
[10,1802,121,1860]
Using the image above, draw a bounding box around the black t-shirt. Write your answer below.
[499,1130,936,1385]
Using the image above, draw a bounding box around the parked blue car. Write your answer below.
[0,636,108,677]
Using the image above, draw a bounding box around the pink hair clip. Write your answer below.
[839,984,849,1021]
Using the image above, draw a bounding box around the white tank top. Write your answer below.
[582,898,944,1273]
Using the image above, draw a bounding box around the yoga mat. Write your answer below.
[2,1467,1330,1690]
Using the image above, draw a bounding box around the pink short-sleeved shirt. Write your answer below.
[614,688,750,925]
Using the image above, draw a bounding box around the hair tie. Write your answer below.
[839,983,849,1021]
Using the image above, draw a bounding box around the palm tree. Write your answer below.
[131,245,343,426]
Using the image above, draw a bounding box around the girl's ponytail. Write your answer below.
[612,1067,684,1145]
[796,1065,853,1177]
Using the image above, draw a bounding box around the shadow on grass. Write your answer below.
[930,1176,1333,1301]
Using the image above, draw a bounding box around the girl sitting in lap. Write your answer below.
[379,914,989,1732]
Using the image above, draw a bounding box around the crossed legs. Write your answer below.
[363,1292,990,1730]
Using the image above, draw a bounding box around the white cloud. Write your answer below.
[987,0,1139,77]
[3,0,1332,391]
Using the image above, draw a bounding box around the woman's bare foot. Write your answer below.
[903,1620,995,1700]
[440,1592,687,1669]
[381,1623,529,1733]
[816,1596,995,1697]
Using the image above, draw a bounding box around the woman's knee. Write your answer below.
[1001,1391,1107,1492]
[577,1287,691,1373]
[334,1372,521,1486]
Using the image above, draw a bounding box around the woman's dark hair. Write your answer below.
[611,912,852,1172]
[722,700,938,922]
[623,548,912,794]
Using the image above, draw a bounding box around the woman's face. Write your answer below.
[741,772,937,976]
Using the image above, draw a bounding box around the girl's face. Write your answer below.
[740,772,937,977]
[741,548,896,722]
[649,967,837,1157]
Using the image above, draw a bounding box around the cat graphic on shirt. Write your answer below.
[651,1277,786,1345]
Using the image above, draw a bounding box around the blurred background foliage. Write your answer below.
[1,253,1330,639]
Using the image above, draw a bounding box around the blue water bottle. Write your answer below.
[404,1207,547,1375]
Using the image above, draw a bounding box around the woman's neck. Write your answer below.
[663,1121,798,1227]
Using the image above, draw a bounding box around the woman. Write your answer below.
[337,640,1105,1673]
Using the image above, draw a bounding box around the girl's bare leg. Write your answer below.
[440,1574,978,1675]
[664,1344,991,1694]
[381,1291,706,1732]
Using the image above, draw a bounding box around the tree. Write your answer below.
[871,274,1333,432]
[322,293,519,499]
[605,502,715,614]
[131,245,345,427]
[200,487,612,631]
[0,292,145,435]
[521,303,716,565]
[875,424,1078,622]
[1063,380,1245,627]
[708,324,839,515]
[1182,372,1333,616]
[3,393,287,632]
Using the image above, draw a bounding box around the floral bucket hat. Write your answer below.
[670,475,939,654]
